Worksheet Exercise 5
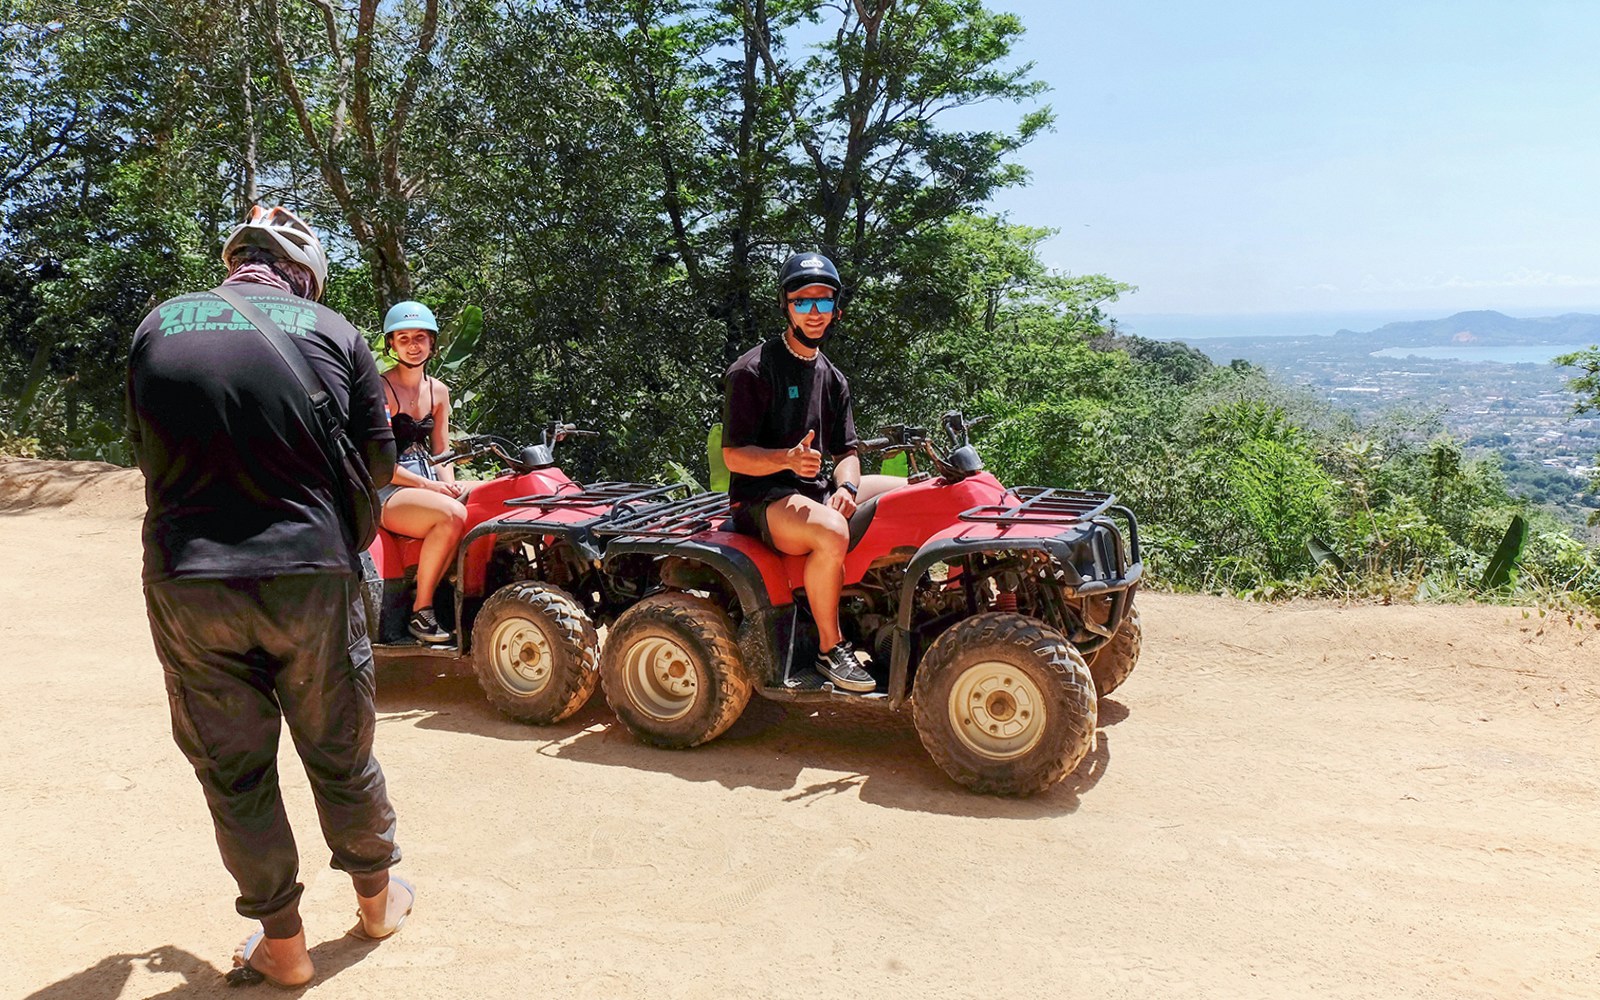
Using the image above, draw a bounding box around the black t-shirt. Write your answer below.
[722,338,859,507]
[126,280,393,583]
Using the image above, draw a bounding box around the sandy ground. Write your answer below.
[2,458,1598,1000]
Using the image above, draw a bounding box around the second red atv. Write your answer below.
[360,422,673,724]
[593,412,1143,796]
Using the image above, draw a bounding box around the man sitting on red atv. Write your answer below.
[721,251,902,694]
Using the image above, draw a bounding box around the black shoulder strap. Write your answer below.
[211,285,331,407]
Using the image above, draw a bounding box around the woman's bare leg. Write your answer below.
[381,489,468,610]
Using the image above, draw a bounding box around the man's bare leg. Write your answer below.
[235,929,313,987]
[764,494,849,650]
[356,875,416,940]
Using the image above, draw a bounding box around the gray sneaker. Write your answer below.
[816,641,875,693]
[407,607,452,644]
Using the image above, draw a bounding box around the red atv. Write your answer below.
[594,412,1143,796]
[360,422,671,724]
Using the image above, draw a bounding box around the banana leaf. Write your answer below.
[1306,535,1347,573]
[1478,514,1528,591]
[438,306,483,374]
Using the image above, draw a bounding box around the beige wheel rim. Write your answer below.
[622,635,699,722]
[488,616,554,696]
[948,659,1046,760]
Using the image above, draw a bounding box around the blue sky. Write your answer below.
[977,1,1600,318]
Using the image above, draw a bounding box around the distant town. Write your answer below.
[1156,311,1600,530]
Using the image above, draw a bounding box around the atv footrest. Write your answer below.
[779,667,888,698]
[372,639,463,658]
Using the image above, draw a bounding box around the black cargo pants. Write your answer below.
[144,572,400,925]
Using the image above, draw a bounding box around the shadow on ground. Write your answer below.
[375,654,1126,819]
[25,934,382,999]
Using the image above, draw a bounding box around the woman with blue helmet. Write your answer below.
[377,300,467,643]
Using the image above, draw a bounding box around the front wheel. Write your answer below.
[1086,606,1141,697]
[600,592,751,749]
[471,581,600,724]
[912,613,1097,796]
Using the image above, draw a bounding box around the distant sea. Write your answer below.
[1371,344,1594,365]
[1116,307,1600,342]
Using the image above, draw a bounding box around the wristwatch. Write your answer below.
[839,481,859,497]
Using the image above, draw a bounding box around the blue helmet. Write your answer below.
[383,300,438,336]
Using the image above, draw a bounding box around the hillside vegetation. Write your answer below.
[3,2,1598,610]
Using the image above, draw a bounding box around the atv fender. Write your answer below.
[602,531,787,616]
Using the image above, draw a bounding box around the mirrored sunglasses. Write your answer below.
[789,297,836,314]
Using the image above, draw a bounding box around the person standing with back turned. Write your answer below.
[126,206,416,988]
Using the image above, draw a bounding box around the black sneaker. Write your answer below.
[816,641,876,693]
[407,607,452,644]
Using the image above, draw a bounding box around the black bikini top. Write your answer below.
[382,374,436,453]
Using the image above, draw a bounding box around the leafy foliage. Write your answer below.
[2,0,1597,612]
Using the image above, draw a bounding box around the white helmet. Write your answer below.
[221,205,330,300]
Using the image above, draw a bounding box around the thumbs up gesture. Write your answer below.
[787,429,822,478]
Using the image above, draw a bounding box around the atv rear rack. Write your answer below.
[503,481,678,511]
[959,486,1117,525]
[593,491,731,539]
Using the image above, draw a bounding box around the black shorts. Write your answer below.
[730,499,777,548]
[730,484,831,548]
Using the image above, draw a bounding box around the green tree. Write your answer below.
[246,0,449,309]
[1558,345,1600,524]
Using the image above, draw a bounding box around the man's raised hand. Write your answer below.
[787,429,821,478]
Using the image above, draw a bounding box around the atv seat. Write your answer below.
[372,528,427,577]
[846,495,880,552]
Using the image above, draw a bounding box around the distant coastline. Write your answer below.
[1118,307,1600,342]
[1369,344,1593,365]
[1117,308,1600,492]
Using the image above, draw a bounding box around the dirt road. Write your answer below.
[3,459,1596,999]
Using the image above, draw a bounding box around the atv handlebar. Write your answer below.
[430,433,517,469]
[862,412,990,483]
[430,420,598,474]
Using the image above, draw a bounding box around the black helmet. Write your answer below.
[778,252,841,296]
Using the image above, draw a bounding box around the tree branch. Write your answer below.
[381,0,440,196]
[253,0,370,243]
[306,0,351,148]
[351,0,380,166]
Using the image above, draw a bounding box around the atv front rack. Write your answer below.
[959,486,1117,525]
[593,491,731,539]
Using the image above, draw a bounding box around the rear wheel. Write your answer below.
[912,613,1096,796]
[600,592,751,749]
[1086,606,1141,697]
[471,581,600,724]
